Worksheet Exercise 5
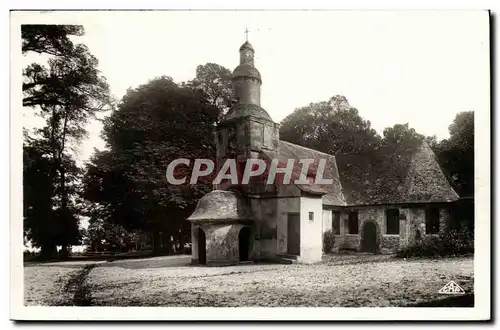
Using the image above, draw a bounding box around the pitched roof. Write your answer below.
[261,141,346,206]
[404,142,460,202]
[219,139,457,207]
[335,142,459,205]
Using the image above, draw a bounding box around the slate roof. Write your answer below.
[335,142,459,205]
[404,142,460,203]
[262,140,458,206]
[261,141,346,206]
[232,64,262,82]
[239,41,254,52]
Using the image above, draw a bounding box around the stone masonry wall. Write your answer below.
[327,204,449,254]
[203,224,244,265]
[251,197,280,258]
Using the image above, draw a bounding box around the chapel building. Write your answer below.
[187,40,459,265]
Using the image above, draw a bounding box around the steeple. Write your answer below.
[215,38,280,190]
[231,36,262,107]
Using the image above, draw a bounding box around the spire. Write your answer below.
[230,39,262,107]
[235,32,258,78]
[221,39,274,124]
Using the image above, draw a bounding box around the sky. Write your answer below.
[18,10,489,164]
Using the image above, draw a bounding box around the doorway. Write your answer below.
[197,228,206,265]
[238,227,251,261]
[361,221,378,253]
[287,213,301,255]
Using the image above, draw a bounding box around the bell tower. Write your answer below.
[215,36,279,191]
[232,41,261,106]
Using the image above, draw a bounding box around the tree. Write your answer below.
[187,63,233,116]
[433,111,474,197]
[83,77,220,254]
[23,138,57,256]
[382,123,425,150]
[22,25,84,57]
[279,95,382,155]
[22,25,112,258]
[83,205,148,253]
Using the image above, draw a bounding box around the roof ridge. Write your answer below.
[404,140,459,202]
[279,140,335,158]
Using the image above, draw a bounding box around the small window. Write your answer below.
[332,211,341,235]
[426,208,440,234]
[386,209,400,235]
[348,211,359,234]
[309,212,314,222]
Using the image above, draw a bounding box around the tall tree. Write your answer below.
[187,63,233,116]
[279,95,382,155]
[23,138,57,255]
[21,25,84,57]
[382,123,425,150]
[433,111,474,197]
[83,204,148,253]
[22,25,112,258]
[83,77,220,254]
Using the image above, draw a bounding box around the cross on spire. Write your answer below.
[245,27,249,42]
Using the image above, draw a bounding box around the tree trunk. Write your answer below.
[60,245,70,259]
[162,232,172,255]
[40,243,57,260]
[152,230,160,255]
[178,231,185,255]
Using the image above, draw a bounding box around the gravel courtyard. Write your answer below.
[24,254,474,307]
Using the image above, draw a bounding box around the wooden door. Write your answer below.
[361,221,378,253]
[198,228,206,265]
[287,213,301,255]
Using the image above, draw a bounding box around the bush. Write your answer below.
[396,227,474,258]
[323,229,336,253]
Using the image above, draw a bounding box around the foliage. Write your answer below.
[396,227,474,258]
[22,25,112,258]
[279,95,382,156]
[22,24,84,56]
[382,123,424,149]
[432,111,474,197]
[323,229,336,253]
[83,208,148,253]
[187,63,234,116]
[381,123,425,182]
[23,139,57,253]
[83,76,220,252]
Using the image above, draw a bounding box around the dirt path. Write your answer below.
[24,260,103,306]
